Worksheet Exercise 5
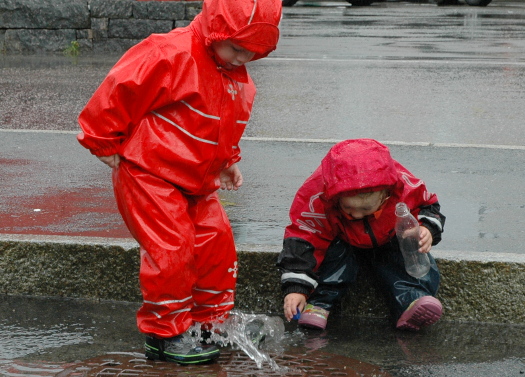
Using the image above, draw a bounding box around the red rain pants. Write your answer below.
[113,161,237,338]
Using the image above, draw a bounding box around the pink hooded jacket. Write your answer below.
[278,139,445,294]
[78,0,281,195]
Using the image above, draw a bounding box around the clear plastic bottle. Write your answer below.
[395,202,430,278]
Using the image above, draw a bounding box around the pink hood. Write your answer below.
[321,139,399,201]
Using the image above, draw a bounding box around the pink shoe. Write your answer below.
[298,304,329,330]
[396,296,442,331]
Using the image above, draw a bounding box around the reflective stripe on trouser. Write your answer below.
[113,161,237,338]
[308,238,440,319]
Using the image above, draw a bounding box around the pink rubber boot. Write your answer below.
[298,304,330,330]
[396,296,442,331]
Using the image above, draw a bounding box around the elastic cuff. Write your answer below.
[282,284,312,297]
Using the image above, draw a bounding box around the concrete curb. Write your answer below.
[1,234,524,324]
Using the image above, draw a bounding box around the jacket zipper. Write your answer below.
[363,218,379,248]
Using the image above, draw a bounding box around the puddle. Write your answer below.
[0,323,92,359]
[1,295,525,376]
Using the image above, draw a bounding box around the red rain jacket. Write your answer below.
[277,139,445,294]
[78,0,281,196]
[77,0,281,336]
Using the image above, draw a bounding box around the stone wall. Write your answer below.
[0,0,203,54]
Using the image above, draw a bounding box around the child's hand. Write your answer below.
[220,163,243,190]
[419,226,433,253]
[283,293,307,322]
[98,154,120,168]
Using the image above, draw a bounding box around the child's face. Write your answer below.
[338,191,387,220]
[212,40,256,70]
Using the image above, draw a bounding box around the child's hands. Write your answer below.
[283,293,307,322]
[419,226,433,253]
[98,154,120,168]
[220,163,243,190]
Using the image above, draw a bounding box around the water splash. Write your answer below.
[191,311,286,370]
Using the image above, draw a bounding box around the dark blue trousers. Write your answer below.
[308,238,440,320]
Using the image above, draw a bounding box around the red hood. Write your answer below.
[190,0,282,61]
[321,139,399,201]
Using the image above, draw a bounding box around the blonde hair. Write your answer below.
[354,189,389,200]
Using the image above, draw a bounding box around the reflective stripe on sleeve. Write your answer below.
[418,215,443,231]
[281,272,318,289]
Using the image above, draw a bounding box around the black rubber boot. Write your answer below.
[145,334,220,365]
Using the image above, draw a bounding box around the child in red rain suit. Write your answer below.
[78,0,281,364]
[277,139,446,332]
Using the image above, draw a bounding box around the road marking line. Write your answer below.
[0,128,78,134]
[264,57,525,66]
[2,129,524,150]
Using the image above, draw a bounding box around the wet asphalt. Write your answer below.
[1,1,525,376]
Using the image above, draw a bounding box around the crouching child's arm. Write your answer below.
[277,237,319,321]
[418,202,446,253]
